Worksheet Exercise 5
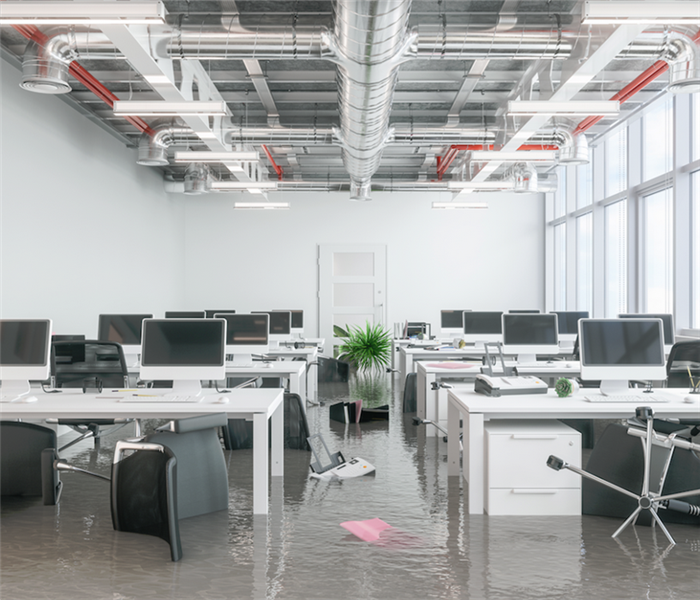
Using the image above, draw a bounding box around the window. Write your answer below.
[554,167,567,218]
[576,213,593,313]
[604,200,627,316]
[693,93,700,161]
[576,160,592,209]
[643,188,673,313]
[693,171,700,327]
[606,128,627,197]
[553,223,566,310]
[643,97,673,181]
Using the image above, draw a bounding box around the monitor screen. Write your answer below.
[509,309,541,313]
[274,310,303,329]
[441,310,468,330]
[618,313,674,346]
[0,319,52,394]
[253,311,291,336]
[164,311,206,319]
[503,314,558,345]
[141,320,225,366]
[205,309,236,318]
[216,313,269,347]
[552,311,589,335]
[463,312,503,335]
[98,314,152,345]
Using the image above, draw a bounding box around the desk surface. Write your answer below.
[0,388,284,420]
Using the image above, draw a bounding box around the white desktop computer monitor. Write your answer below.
[508,309,541,313]
[552,311,589,345]
[618,313,675,354]
[441,310,469,337]
[215,313,269,367]
[0,319,52,400]
[205,309,236,318]
[578,318,666,396]
[253,311,291,348]
[98,314,152,365]
[275,310,304,337]
[139,319,226,395]
[502,313,559,363]
[462,311,503,348]
[164,311,206,319]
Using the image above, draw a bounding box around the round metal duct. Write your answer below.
[512,163,538,193]
[558,133,589,166]
[20,40,72,94]
[665,35,700,94]
[183,164,209,195]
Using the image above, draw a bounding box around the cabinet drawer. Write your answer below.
[486,487,581,516]
[485,420,581,489]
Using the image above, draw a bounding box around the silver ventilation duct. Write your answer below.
[137,122,193,166]
[662,33,700,94]
[20,31,115,94]
[510,163,539,193]
[532,128,589,165]
[183,163,209,195]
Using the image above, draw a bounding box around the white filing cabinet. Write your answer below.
[484,420,581,516]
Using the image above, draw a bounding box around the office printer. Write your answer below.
[474,342,548,397]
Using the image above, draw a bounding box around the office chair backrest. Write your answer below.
[0,422,58,498]
[665,340,700,388]
[51,340,128,389]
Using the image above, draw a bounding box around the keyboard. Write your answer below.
[119,395,201,403]
[584,392,671,403]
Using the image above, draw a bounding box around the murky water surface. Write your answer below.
[2,375,699,599]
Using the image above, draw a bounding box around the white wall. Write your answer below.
[0,62,186,336]
[182,191,545,337]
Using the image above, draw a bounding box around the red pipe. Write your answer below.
[13,25,154,136]
[436,144,555,179]
[261,144,283,181]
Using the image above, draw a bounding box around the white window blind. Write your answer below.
[576,213,593,313]
[604,200,627,316]
[643,188,674,312]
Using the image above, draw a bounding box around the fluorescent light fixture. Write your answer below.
[143,75,172,86]
[508,100,620,116]
[447,181,516,190]
[112,101,230,117]
[209,181,278,191]
[432,202,489,209]
[174,151,259,163]
[582,1,700,24]
[0,1,167,25]
[234,202,289,210]
[467,150,557,163]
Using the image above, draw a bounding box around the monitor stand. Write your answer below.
[268,340,280,350]
[516,353,537,364]
[230,353,254,368]
[170,380,203,396]
[124,352,140,368]
[0,380,31,402]
[599,380,630,396]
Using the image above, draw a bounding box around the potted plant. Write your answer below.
[334,322,391,373]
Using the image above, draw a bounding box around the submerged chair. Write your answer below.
[548,406,700,545]
[50,340,131,447]
[665,340,700,388]
[0,421,62,505]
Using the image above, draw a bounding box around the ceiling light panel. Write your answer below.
[0,1,167,24]
[209,181,278,190]
[447,181,516,190]
[508,101,620,116]
[432,202,489,209]
[174,151,259,163]
[582,1,700,24]
[234,202,289,210]
[112,101,230,117]
[467,150,557,162]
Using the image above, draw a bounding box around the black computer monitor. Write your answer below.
[0,319,52,398]
[579,318,666,395]
[502,313,559,362]
[551,311,589,341]
[165,311,206,319]
[441,310,469,335]
[140,319,226,395]
[216,313,269,366]
[274,310,303,331]
[98,314,152,347]
[509,309,541,313]
[618,313,674,349]
[462,312,503,346]
[205,309,236,319]
[253,311,291,346]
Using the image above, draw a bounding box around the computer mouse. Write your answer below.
[21,396,38,403]
[684,395,699,404]
[216,397,230,404]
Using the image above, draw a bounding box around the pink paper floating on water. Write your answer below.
[340,518,393,542]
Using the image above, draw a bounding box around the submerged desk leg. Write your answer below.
[253,413,269,515]
[464,411,485,514]
[270,398,284,478]
[447,397,462,477]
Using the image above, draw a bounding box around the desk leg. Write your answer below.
[463,412,485,515]
[307,361,317,403]
[417,371,429,419]
[288,372,303,399]
[253,413,269,515]
[425,374,438,438]
[270,398,284,478]
[447,397,462,477]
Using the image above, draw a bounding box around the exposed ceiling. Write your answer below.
[1,1,698,199]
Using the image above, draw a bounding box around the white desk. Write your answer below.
[0,388,284,515]
[392,338,440,370]
[266,346,319,402]
[446,385,700,514]
[399,346,493,380]
[226,361,306,404]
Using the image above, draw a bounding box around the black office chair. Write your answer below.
[111,440,182,561]
[403,372,417,412]
[665,340,700,388]
[317,356,350,383]
[0,421,62,505]
[548,406,700,545]
[50,340,131,447]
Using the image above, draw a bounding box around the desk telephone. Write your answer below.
[474,342,548,397]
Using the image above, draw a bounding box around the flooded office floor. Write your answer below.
[2,376,699,600]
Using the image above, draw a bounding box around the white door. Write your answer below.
[318,244,387,355]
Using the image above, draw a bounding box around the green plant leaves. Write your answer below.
[338,321,391,372]
[333,325,350,338]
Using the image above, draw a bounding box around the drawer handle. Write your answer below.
[511,489,558,495]
[510,435,558,440]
